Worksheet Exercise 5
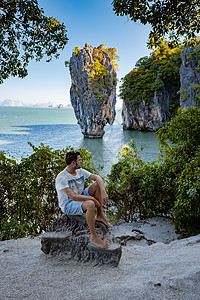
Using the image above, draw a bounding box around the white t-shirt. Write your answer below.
[55,168,91,212]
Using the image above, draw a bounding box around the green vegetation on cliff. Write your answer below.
[88,44,119,101]
[86,44,118,100]
[119,42,182,113]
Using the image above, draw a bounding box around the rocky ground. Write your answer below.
[0,217,200,300]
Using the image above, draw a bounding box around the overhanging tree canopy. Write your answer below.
[0,0,68,83]
[112,0,200,48]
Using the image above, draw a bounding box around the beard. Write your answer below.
[75,163,81,169]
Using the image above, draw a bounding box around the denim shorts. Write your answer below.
[64,186,90,215]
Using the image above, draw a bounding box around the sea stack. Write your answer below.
[69,43,117,138]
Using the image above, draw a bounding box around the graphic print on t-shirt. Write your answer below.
[68,175,84,195]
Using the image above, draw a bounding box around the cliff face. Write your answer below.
[122,88,172,132]
[122,45,200,131]
[121,45,181,132]
[180,47,200,109]
[69,43,116,138]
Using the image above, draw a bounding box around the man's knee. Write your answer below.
[88,182,99,196]
[82,200,95,211]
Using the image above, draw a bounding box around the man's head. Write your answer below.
[65,151,82,169]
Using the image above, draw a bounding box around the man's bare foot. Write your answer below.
[90,235,109,249]
[96,217,113,228]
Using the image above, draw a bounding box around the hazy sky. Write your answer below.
[0,0,151,106]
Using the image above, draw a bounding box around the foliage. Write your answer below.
[89,58,110,84]
[112,0,200,48]
[73,46,81,56]
[191,84,200,103]
[95,44,120,71]
[0,0,68,83]
[107,107,200,236]
[157,107,200,155]
[106,141,172,222]
[106,141,146,222]
[2,108,200,240]
[0,143,97,241]
[119,42,182,113]
[85,44,119,101]
[174,150,200,235]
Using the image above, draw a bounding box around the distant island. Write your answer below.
[0,99,72,108]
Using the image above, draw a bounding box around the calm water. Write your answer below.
[0,107,159,175]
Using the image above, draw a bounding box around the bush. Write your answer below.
[106,141,172,222]
[107,107,200,236]
[0,143,97,241]
[106,141,147,222]
[173,149,200,235]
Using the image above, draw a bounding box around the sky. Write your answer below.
[0,0,152,107]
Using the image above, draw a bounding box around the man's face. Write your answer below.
[74,155,82,169]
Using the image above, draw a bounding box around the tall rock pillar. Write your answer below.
[69,43,117,138]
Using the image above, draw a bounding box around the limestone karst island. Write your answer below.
[69,43,118,138]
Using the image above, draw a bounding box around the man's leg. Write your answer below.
[88,183,112,227]
[82,200,109,248]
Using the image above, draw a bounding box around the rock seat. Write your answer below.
[41,214,121,267]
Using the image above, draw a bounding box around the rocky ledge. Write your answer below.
[41,215,179,267]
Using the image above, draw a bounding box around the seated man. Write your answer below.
[55,151,112,249]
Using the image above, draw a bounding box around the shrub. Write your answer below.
[106,141,173,222]
[106,141,146,222]
[107,107,200,236]
[173,149,200,235]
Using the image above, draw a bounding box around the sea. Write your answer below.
[0,107,159,175]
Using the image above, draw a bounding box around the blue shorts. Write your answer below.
[64,186,90,215]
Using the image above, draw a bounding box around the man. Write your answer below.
[55,151,112,249]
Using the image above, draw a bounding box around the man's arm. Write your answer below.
[88,174,109,205]
[62,187,100,207]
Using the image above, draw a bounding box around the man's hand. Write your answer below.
[88,174,109,205]
[91,197,100,208]
[101,190,109,205]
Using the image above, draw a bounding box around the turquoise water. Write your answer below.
[0,107,159,175]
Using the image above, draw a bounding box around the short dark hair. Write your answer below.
[65,151,80,165]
